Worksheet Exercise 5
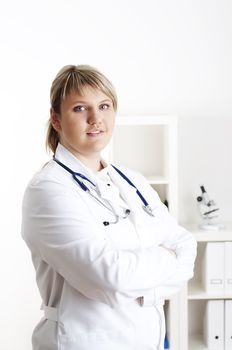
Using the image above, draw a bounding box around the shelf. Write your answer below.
[188,281,232,300]
[189,334,207,350]
[146,175,170,184]
[182,223,232,241]
[185,223,232,349]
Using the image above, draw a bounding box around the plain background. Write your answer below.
[0,0,231,348]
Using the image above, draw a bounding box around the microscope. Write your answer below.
[197,185,224,230]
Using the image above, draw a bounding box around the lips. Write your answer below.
[86,129,104,136]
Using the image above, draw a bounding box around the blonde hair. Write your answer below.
[46,64,117,153]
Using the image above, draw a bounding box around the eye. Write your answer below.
[73,105,86,112]
[100,103,110,110]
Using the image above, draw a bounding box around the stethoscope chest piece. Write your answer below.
[143,205,155,217]
[103,208,131,227]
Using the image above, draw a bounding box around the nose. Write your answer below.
[88,108,102,126]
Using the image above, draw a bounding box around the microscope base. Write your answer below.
[199,222,225,231]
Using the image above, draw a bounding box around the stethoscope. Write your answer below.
[53,157,155,226]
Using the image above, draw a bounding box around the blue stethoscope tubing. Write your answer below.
[53,157,155,222]
[110,164,154,217]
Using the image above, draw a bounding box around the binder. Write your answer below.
[203,300,224,349]
[225,242,232,295]
[164,334,169,349]
[225,300,232,350]
[202,242,224,294]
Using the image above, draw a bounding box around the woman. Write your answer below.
[21,65,196,350]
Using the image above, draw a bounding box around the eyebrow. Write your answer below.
[72,98,112,104]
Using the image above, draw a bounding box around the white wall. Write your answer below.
[178,116,232,223]
[0,0,231,348]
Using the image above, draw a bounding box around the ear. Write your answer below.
[50,108,61,132]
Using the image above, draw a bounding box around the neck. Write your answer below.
[60,143,105,172]
[73,152,103,172]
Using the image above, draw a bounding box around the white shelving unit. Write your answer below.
[104,115,232,350]
[109,115,178,218]
[104,115,179,349]
[182,223,232,350]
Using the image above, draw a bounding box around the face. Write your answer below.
[51,86,116,161]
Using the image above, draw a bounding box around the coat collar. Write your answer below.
[54,143,98,186]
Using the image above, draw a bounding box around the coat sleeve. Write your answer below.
[132,171,197,304]
[153,214,197,302]
[21,177,179,307]
[141,225,197,306]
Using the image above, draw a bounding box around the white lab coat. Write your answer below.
[21,143,196,350]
